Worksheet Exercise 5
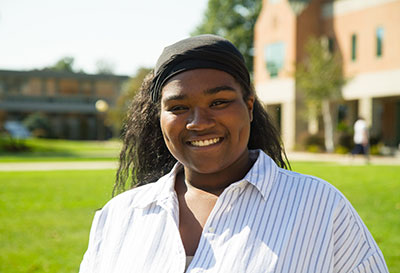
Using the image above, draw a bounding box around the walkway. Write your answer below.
[0,152,399,172]
[286,151,400,165]
[0,161,117,172]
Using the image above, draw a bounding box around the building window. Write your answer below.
[27,78,43,96]
[59,79,79,95]
[328,38,335,53]
[81,81,94,96]
[376,27,384,57]
[265,42,286,78]
[46,79,57,96]
[3,77,23,94]
[95,81,115,97]
[351,34,357,61]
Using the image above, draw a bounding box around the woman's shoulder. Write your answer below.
[101,175,170,213]
[276,167,347,200]
[254,150,346,200]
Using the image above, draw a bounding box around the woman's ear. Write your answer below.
[246,95,255,122]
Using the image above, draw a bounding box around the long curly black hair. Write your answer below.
[113,70,290,196]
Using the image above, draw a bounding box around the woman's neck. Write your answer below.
[181,149,255,196]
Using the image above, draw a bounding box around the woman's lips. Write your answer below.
[188,137,222,147]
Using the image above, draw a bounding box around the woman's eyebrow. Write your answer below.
[163,85,236,103]
[162,94,186,103]
[204,85,236,95]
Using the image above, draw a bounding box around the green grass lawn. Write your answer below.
[0,170,115,273]
[0,163,398,272]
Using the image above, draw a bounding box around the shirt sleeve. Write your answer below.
[333,198,389,273]
[79,210,102,273]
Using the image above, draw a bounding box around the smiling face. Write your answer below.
[160,69,254,177]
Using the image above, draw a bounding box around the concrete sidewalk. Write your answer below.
[0,152,399,172]
[0,161,118,172]
[287,151,400,165]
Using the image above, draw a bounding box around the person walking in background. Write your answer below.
[352,117,370,162]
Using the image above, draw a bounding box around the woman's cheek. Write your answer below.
[161,114,182,141]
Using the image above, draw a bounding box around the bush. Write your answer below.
[303,133,325,152]
[335,145,349,154]
[0,134,31,152]
[370,144,384,155]
[306,144,323,153]
[338,133,353,150]
[23,113,51,138]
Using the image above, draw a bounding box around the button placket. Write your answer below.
[158,196,186,272]
[189,181,248,271]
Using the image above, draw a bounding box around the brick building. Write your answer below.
[0,69,128,140]
[254,0,400,150]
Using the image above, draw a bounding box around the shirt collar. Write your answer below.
[130,149,279,208]
[242,149,279,201]
[129,163,182,209]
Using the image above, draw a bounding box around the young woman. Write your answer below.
[80,35,388,273]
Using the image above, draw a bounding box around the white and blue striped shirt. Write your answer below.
[80,150,388,273]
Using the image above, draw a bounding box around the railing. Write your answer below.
[0,94,114,113]
[2,94,112,104]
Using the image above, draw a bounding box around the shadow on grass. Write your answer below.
[0,138,121,162]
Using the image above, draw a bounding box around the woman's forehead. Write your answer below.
[161,69,241,98]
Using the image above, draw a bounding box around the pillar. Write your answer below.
[282,100,296,150]
[359,97,373,126]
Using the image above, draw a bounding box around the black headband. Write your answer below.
[150,34,250,102]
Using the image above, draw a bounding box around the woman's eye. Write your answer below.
[210,100,230,107]
[169,105,188,112]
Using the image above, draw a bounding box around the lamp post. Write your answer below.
[95,99,109,140]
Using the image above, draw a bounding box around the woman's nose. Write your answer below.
[186,107,215,131]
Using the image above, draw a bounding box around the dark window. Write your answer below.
[337,104,348,123]
[328,38,335,53]
[376,27,384,57]
[351,34,357,61]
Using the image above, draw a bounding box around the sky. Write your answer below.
[0,0,209,76]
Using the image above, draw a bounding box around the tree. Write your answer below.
[295,37,346,152]
[23,112,52,138]
[107,67,152,134]
[43,56,81,73]
[95,59,115,75]
[192,0,261,74]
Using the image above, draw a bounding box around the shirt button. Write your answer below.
[208,227,215,233]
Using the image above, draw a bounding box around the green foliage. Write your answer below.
[296,37,347,152]
[107,67,152,133]
[95,59,115,75]
[192,0,262,74]
[337,133,353,150]
[46,56,76,73]
[306,144,322,153]
[335,145,349,154]
[0,134,30,152]
[303,133,325,152]
[337,121,351,134]
[370,144,382,155]
[295,37,346,109]
[23,113,51,138]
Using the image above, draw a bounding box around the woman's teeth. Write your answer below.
[190,138,220,147]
